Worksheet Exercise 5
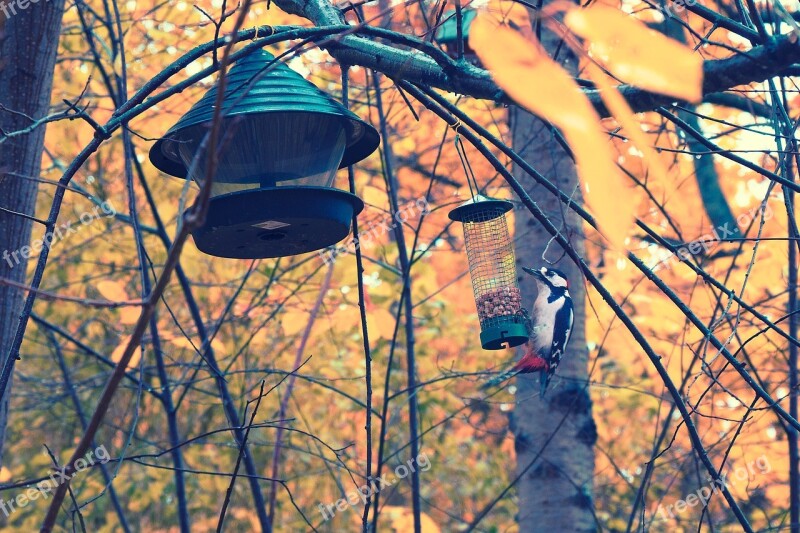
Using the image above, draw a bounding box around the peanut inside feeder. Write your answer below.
[449,195,529,350]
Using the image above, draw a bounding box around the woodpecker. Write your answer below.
[482,266,574,398]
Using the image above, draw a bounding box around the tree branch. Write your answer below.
[271,0,800,117]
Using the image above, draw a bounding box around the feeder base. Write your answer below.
[480,323,529,351]
[190,187,364,259]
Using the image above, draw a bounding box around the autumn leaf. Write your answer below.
[469,14,634,248]
[469,16,589,133]
[282,309,311,337]
[119,307,139,325]
[564,4,703,102]
[96,280,129,301]
[382,506,441,532]
[367,307,397,340]
[362,185,390,210]
[111,336,142,369]
[96,280,139,324]
[479,0,533,37]
[168,334,226,354]
[584,61,669,185]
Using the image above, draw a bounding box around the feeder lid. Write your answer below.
[149,49,380,179]
[448,194,513,222]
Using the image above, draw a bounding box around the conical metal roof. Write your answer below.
[149,49,380,179]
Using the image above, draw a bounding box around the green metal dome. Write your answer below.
[149,48,379,179]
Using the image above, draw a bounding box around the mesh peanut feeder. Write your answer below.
[449,195,529,350]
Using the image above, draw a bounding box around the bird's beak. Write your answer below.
[522,267,545,280]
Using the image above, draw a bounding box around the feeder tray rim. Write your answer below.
[202,185,364,212]
[187,185,364,259]
[448,194,513,222]
[479,322,528,350]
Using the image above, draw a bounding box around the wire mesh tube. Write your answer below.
[450,196,529,350]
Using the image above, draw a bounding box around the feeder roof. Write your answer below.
[149,48,380,179]
[448,194,513,222]
[436,9,477,43]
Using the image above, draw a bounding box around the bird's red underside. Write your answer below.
[513,351,549,373]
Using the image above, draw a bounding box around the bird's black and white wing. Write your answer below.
[547,297,574,376]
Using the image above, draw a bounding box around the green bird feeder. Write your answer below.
[449,195,529,350]
[149,49,379,259]
[435,9,479,63]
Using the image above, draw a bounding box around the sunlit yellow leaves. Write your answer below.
[469,14,633,248]
[97,280,139,324]
[111,337,142,369]
[382,506,441,532]
[564,4,703,102]
[393,136,418,158]
[584,61,669,186]
[367,307,397,340]
[476,0,532,37]
[0,466,11,483]
[282,309,311,337]
[362,185,390,210]
[96,280,128,301]
[168,336,197,350]
[469,15,591,134]
[167,334,226,354]
[119,307,139,325]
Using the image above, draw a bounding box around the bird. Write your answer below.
[481,266,574,398]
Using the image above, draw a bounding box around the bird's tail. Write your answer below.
[480,369,519,390]
[539,372,550,399]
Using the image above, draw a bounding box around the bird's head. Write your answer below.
[522,266,569,290]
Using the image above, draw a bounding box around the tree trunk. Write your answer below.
[510,22,597,531]
[0,2,66,466]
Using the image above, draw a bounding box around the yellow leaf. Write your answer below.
[367,308,397,340]
[210,338,226,355]
[97,281,138,324]
[96,280,129,301]
[282,309,310,337]
[564,5,703,102]
[585,61,668,184]
[469,15,592,135]
[479,0,532,37]
[120,307,139,325]
[0,466,12,483]
[571,136,636,250]
[111,336,142,369]
[169,336,196,350]
[362,185,388,210]
[383,506,440,532]
[469,16,634,248]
